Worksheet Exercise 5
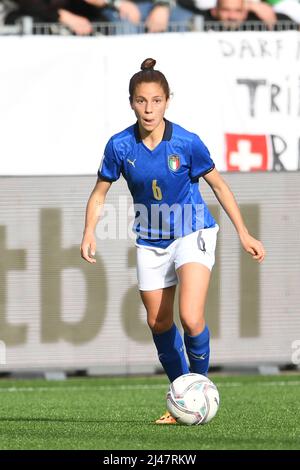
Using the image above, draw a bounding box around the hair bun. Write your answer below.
[141,58,156,71]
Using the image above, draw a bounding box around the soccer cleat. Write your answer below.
[155,411,177,424]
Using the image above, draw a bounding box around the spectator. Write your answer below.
[178,0,278,29]
[6,0,105,34]
[246,0,277,26]
[84,0,194,33]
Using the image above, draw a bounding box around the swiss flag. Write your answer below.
[225,134,269,172]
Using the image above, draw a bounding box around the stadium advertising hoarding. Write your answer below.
[0,31,299,175]
[0,174,299,371]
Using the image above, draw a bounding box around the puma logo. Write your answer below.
[127,158,136,167]
[189,352,207,360]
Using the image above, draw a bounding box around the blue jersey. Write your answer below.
[98,119,216,248]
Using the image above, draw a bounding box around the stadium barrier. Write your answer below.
[0,17,298,36]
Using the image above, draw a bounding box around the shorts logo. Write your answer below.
[168,155,180,172]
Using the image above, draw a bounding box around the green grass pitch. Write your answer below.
[0,374,299,450]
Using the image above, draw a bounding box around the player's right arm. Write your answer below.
[80,178,112,263]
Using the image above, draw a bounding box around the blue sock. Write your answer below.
[152,324,189,382]
[184,325,210,376]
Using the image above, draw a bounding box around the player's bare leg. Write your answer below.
[177,262,211,335]
[177,262,211,376]
[140,285,176,334]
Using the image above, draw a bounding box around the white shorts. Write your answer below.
[136,225,219,291]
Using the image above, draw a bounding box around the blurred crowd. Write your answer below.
[0,0,300,34]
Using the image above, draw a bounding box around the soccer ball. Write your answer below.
[166,373,220,425]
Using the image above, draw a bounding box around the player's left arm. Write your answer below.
[203,168,266,263]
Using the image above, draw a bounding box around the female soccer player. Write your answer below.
[81,58,265,424]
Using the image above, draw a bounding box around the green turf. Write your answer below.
[0,374,299,450]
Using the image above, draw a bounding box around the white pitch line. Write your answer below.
[0,380,299,393]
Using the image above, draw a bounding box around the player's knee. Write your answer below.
[181,317,205,336]
[147,317,173,334]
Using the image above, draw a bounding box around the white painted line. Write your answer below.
[0,380,299,393]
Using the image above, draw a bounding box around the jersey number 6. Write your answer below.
[152,180,162,201]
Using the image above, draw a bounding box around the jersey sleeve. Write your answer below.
[190,134,215,182]
[97,138,122,182]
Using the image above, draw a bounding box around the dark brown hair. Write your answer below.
[129,58,170,103]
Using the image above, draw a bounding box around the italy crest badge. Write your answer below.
[168,155,180,171]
